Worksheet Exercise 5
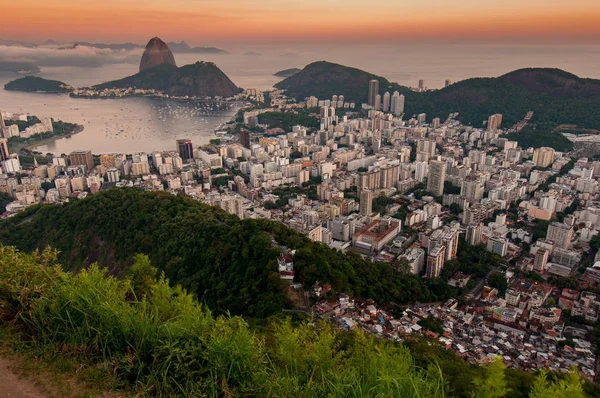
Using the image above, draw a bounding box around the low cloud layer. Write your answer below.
[0,42,142,69]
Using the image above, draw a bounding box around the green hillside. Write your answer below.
[0,246,589,397]
[275,62,600,129]
[0,188,437,317]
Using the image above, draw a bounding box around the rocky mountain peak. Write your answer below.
[139,37,176,73]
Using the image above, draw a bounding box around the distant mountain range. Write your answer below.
[276,61,600,129]
[0,38,229,54]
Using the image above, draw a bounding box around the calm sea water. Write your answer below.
[0,42,599,154]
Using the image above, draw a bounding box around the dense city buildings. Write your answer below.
[3,77,600,383]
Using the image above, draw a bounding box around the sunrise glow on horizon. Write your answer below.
[2,0,600,44]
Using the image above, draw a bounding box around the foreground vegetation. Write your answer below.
[0,188,443,317]
[0,246,590,397]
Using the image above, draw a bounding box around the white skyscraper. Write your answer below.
[374,94,381,110]
[391,92,405,116]
[382,92,391,112]
[415,161,429,182]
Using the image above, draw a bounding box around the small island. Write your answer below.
[274,68,301,78]
[4,76,73,94]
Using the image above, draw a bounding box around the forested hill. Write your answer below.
[0,188,436,317]
[94,61,240,98]
[4,76,73,93]
[274,61,411,104]
[275,62,600,129]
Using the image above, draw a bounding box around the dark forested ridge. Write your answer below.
[276,62,600,129]
[0,188,437,317]
[4,76,72,93]
[94,61,240,97]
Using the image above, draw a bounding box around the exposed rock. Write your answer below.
[139,37,176,73]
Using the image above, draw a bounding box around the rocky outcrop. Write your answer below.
[139,37,176,73]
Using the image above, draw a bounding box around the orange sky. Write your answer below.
[2,0,600,44]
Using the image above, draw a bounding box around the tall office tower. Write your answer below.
[0,110,5,130]
[0,138,9,161]
[427,160,446,196]
[466,224,483,245]
[240,129,251,149]
[417,113,426,124]
[426,244,445,278]
[359,189,373,216]
[445,79,451,88]
[546,222,574,249]
[431,117,441,129]
[415,161,429,182]
[487,114,503,131]
[533,147,555,168]
[374,94,381,110]
[69,150,94,171]
[418,79,425,90]
[368,79,379,107]
[382,92,391,112]
[176,138,194,160]
[338,95,344,104]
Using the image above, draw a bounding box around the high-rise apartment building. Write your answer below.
[487,114,503,131]
[533,249,550,272]
[359,189,373,216]
[374,94,381,110]
[240,129,250,149]
[427,160,446,197]
[368,79,379,107]
[68,150,94,171]
[415,161,429,182]
[546,222,573,249]
[0,138,9,161]
[382,92,391,112]
[487,237,508,257]
[533,147,555,168]
[461,179,484,202]
[176,138,194,160]
[466,224,483,245]
[390,92,405,116]
[426,244,445,278]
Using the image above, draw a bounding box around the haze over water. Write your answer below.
[1,42,599,154]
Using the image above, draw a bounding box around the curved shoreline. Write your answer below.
[24,124,85,152]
